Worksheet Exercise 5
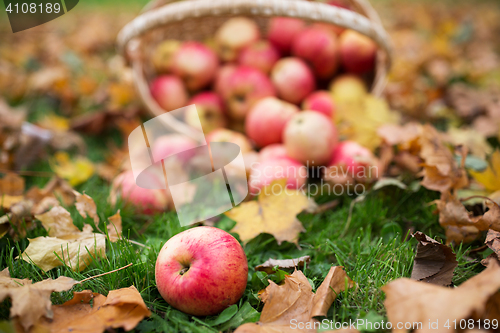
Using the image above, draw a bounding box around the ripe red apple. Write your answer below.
[220,66,276,120]
[292,26,340,79]
[151,134,198,163]
[283,111,338,165]
[155,226,248,316]
[206,128,253,153]
[238,40,280,74]
[215,17,260,62]
[110,170,170,214]
[267,17,306,54]
[302,91,336,119]
[248,157,307,195]
[339,30,377,74]
[259,144,289,161]
[271,57,315,104]
[171,42,219,91]
[186,92,226,134]
[329,74,367,102]
[214,64,236,95]
[150,75,188,111]
[325,140,378,184]
[152,39,181,73]
[245,97,299,148]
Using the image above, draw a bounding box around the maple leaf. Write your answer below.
[34,286,151,332]
[0,271,77,331]
[235,267,354,333]
[225,179,316,245]
[74,190,100,224]
[382,260,500,333]
[411,232,457,286]
[255,256,310,274]
[418,124,468,193]
[20,206,106,271]
[50,152,94,186]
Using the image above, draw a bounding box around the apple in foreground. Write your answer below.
[155,226,248,316]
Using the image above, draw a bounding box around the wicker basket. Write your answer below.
[117,0,392,141]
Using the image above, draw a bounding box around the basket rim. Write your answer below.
[117,0,392,69]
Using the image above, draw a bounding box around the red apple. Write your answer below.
[283,111,338,165]
[152,40,181,73]
[271,57,315,104]
[292,26,340,79]
[267,17,306,54]
[259,144,289,161]
[325,140,378,184]
[238,40,280,74]
[150,75,188,111]
[302,91,336,119]
[186,92,226,134]
[339,30,377,74]
[206,128,253,153]
[248,157,307,195]
[155,226,248,316]
[171,42,219,91]
[110,170,170,214]
[215,17,260,62]
[329,74,367,102]
[214,64,236,95]
[245,97,299,148]
[151,134,198,164]
[220,66,276,120]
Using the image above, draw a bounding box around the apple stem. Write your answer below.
[180,267,189,275]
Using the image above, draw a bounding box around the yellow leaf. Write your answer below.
[470,150,500,192]
[37,113,69,132]
[50,152,94,186]
[336,94,400,151]
[225,179,316,245]
[35,206,80,237]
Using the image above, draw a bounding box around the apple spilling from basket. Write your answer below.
[112,2,381,214]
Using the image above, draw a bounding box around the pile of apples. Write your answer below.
[113,0,380,212]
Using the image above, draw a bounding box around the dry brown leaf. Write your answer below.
[235,267,354,333]
[377,122,422,148]
[107,210,122,242]
[445,225,480,245]
[382,260,500,333]
[419,124,468,193]
[0,172,25,196]
[411,232,457,286]
[35,286,151,333]
[0,275,77,331]
[0,268,31,289]
[74,190,99,224]
[226,179,317,245]
[438,193,500,232]
[255,256,310,274]
[485,229,500,263]
[35,205,80,237]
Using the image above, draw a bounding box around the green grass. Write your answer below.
[0,143,485,332]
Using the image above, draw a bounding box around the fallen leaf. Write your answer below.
[74,190,99,224]
[419,124,468,193]
[19,231,106,272]
[255,256,311,274]
[35,286,151,332]
[411,232,458,286]
[469,150,500,192]
[382,260,500,333]
[226,179,317,245]
[0,172,25,196]
[37,112,70,132]
[444,127,492,159]
[235,267,354,333]
[107,210,122,242]
[50,152,94,187]
[0,268,31,289]
[485,229,500,262]
[0,274,77,331]
[377,122,421,148]
[35,205,80,237]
